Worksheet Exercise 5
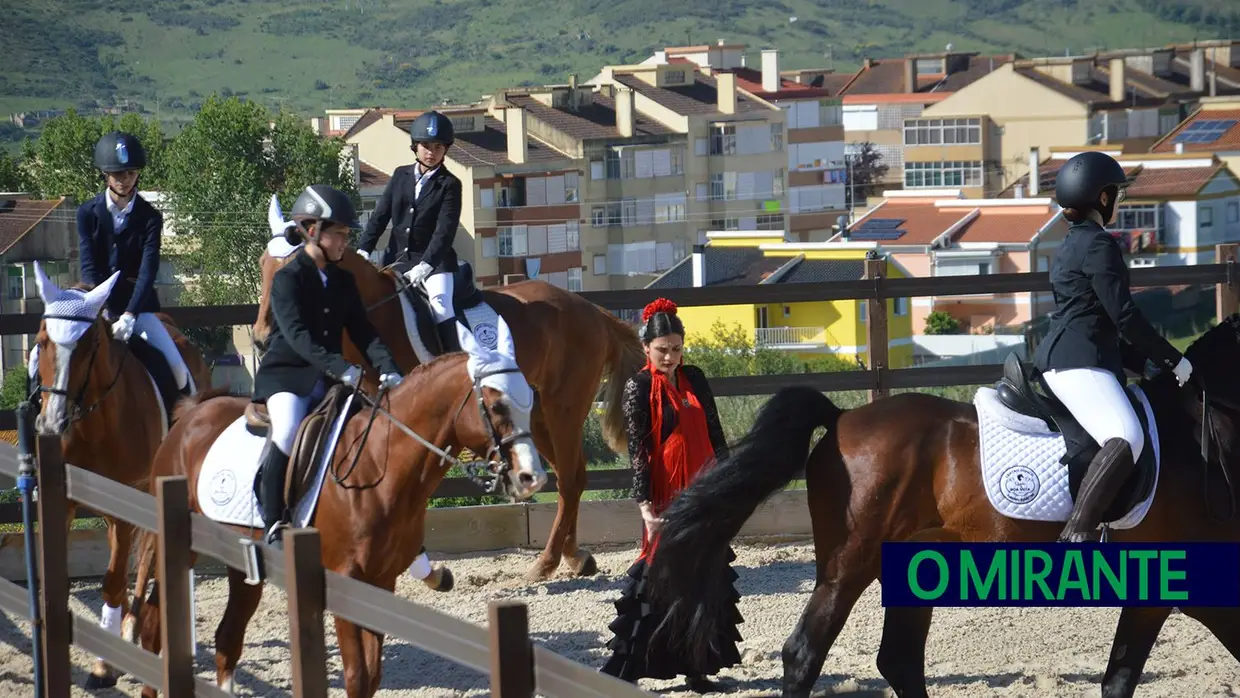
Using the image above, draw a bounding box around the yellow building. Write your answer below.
[644,231,914,368]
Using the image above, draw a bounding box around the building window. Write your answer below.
[6,266,23,300]
[709,124,737,155]
[566,220,580,250]
[670,145,685,175]
[654,193,687,224]
[757,214,784,231]
[904,118,983,145]
[893,297,909,316]
[1228,201,1239,224]
[916,58,945,75]
[665,70,686,84]
[904,161,983,188]
[770,123,784,150]
[710,172,738,201]
[498,226,528,257]
[481,237,497,259]
[1202,205,1214,229]
[710,217,740,231]
[565,172,579,203]
[567,267,583,291]
[819,100,842,127]
[593,254,607,275]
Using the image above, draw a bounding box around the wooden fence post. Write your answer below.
[35,434,71,698]
[864,254,889,402]
[155,476,194,697]
[488,600,534,698]
[1216,243,1238,321]
[284,528,328,698]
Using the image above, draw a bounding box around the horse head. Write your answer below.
[31,262,122,436]
[455,316,547,501]
[254,194,301,358]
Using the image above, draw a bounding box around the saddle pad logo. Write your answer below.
[209,470,237,507]
[473,322,498,350]
[999,465,1040,505]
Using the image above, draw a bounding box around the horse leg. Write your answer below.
[781,571,876,698]
[336,616,374,697]
[525,412,592,581]
[138,580,162,698]
[1099,606,1171,698]
[86,517,135,689]
[875,606,933,698]
[214,568,265,693]
[362,626,386,696]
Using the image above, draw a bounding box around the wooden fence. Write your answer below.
[0,419,656,697]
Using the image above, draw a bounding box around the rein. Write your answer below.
[1195,385,1237,524]
[34,314,132,425]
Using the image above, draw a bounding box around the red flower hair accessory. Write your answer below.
[642,297,678,322]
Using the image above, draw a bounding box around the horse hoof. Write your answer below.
[84,673,118,690]
[435,567,455,593]
[571,553,599,577]
[525,559,557,582]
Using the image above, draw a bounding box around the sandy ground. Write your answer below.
[0,541,1236,697]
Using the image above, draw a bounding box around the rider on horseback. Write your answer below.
[356,110,465,353]
[253,184,403,547]
[1034,151,1193,542]
[29,131,193,398]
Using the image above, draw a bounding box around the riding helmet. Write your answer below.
[94,131,147,173]
[408,111,455,147]
[288,184,360,244]
[1053,151,1129,212]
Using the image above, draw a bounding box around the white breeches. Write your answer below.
[424,270,455,323]
[132,313,190,390]
[267,379,326,456]
[1042,367,1144,462]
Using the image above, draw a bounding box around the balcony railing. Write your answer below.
[755,326,825,346]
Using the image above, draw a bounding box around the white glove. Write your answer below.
[340,365,363,387]
[379,372,401,390]
[1172,356,1192,387]
[111,312,136,342]
[404,262,433,287]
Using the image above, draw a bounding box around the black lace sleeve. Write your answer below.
[622,373,653,503]
[685,365,729,462]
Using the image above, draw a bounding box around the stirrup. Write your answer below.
[239,537,264,585]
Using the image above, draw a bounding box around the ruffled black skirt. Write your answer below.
[599,547,743,682]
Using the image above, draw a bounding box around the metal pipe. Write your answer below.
[16,400,43,697]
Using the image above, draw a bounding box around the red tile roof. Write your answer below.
[437,115,571,168]
[999,158,1228,200]
[720,67,833,99]
[841,55,1014,96]
[1151,108,1240,153]
[847,202,974,245]
[358,161,390,186]
[954,206,1061,244]
[843,199,1059,246]
[0,197,66,255]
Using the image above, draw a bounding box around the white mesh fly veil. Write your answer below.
[34,262,120,346]
[456,317,534,412]
[266,192,303,259]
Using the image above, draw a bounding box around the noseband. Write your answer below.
[34,314,130,426]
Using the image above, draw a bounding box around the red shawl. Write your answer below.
[638,361,718,562]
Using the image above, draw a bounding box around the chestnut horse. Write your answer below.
[645,317,1240,698]
[28,263,213,689]
[130,318,548,697]
[253,246,644,581]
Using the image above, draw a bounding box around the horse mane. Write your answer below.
[172,386,243,422]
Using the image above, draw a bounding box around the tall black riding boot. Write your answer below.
[1059,438,1135,542]
[257,443,291,547]
[436,319,462,354]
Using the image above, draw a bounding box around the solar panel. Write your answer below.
[1173,119,1238,144]
[857,218,906,229]
[849,229,907,241]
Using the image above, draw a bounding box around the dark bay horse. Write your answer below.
[130,324,548,697]
[644,316,1240,698]
[29,264,213,689]
[254,245,645,582]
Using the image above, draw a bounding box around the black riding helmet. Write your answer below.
[94,131,147,173]
[1054,151,1129,216]
[408,110,454,147]
[287,184,360,245]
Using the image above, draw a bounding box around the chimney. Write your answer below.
[863,57,874,69]
[1175,141,1185,154]
[836,214,850,240]
[761,49,780,92]
[717,72,737,114]
[904,58,916,93]
[691,245,706,287]
[569,73,578,91]
[1190,48,1205,92]
[1109,57,1125,103]
[505,107,528,164]
[1029,146,1041,196]
[1014,184,1026,199]
[616,87,635,138]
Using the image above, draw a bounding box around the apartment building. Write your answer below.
[1150,96,1240,178]
[586,60,789,288]
[924,42,1240,192]
[1002,147,1240,266]
[637,43,847,241]
[0,196,75,374]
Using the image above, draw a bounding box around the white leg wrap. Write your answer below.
[408,552,433,580]
[98,602,122,663]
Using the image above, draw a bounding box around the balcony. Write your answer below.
[755,326,825,347]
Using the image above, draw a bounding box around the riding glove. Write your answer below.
[111,312,136,342]
[358,248,383,266]
[404,262,433,287]
[340,365,363,387]
[379,372,401,390]
[1172,356,1193,387]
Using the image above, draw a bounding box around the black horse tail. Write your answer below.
[645,384,844,669]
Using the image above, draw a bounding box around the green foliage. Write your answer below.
[0,151,26,192]
[924,311,962,335]
[683,320,859,378]
[0,366,29,411]
[19,109,167,202]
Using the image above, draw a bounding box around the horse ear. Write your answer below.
[83,270,122,313]
[32,261,60,304]
[267,193,291,239]
[495,316,516,361]
[456,320,483,357]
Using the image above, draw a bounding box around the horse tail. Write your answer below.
[598,310,644,454]
[645,384,843,667]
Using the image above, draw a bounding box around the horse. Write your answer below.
[642,316,1240,698]
[253,241,645,582]
[129,316,548,697]
[28,262,214,690]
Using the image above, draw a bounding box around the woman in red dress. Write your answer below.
[599,298,741,693]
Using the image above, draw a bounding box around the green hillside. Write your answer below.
[2,0,1237,132]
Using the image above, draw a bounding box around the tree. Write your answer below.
[924,310,961,335]
[0,365,28,410]
[19,109,167,202]
[844,141,889,208]
[0,151,26,192]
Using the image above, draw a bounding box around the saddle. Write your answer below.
[399,260,487,355]
[993,352,1157,522]
[127,336,182,427]
[245,383,361,508]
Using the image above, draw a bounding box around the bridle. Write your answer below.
[33,313,131,427]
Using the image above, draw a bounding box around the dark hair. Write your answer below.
[641,311,685,344]
[1061,207,1090,223]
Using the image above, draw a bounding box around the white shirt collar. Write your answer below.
[416,162,440,180]
[106,189,135,217]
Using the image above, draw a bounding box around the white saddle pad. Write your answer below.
[397,291,503,365]
[973,385,1160,530]
[196,395,355,529]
